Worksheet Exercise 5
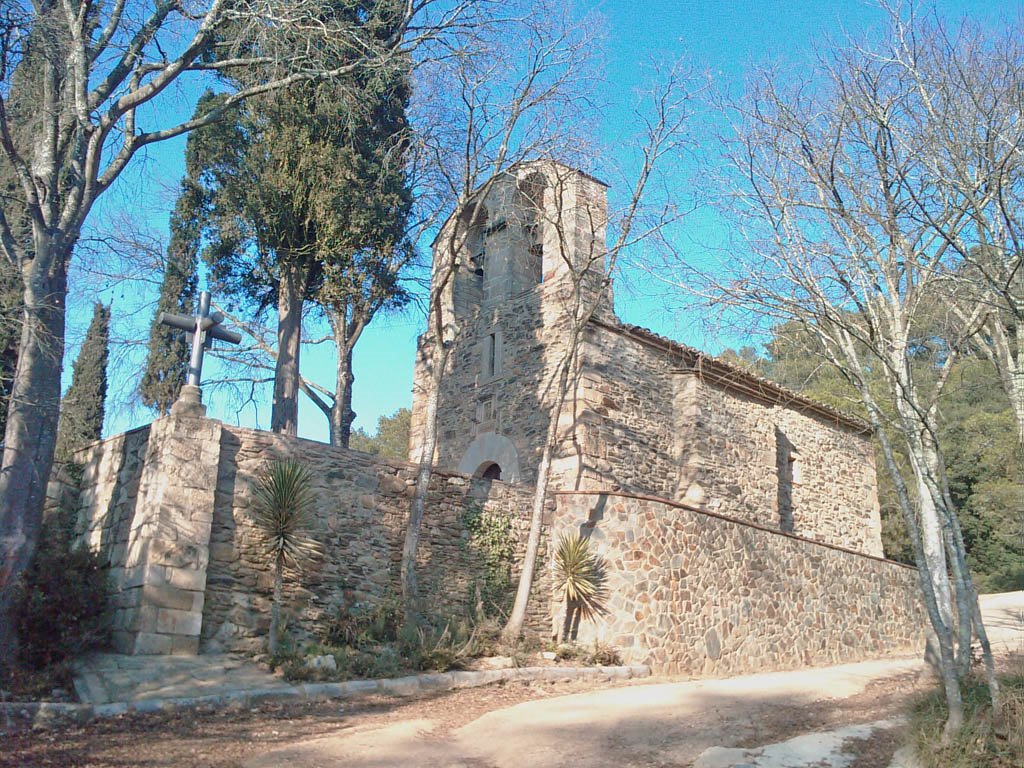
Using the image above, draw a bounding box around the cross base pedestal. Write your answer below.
[170,384,207,419]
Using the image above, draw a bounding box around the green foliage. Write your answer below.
[323,595,402,648]
[349,407,412,459]
[251,460,322,567]
[585,641,623,666]
[554,534,607,621]
[461,503,517,618]
[0,257,21,437]
[285,601,496,683]
[13,528,110,670]
[397,619,483,672]
[54,302,110,465]
[909,664,1024,767]
[177,1,414,430]
[139,184,200,415]
[940,359,1023,592]
[252,459,322,655]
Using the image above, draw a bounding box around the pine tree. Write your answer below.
[54,304,110,465]
[139,184,201,415]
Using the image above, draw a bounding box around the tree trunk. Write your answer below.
[269,554,283,656]
[335,350,355,448]
[503,353,573,643]
[401,342,448,623]
[859,389,965,737]
[938,456,1001,704]
[326,307,354,448]
[0,246,69,668]
[1011,359,1024,451]
[893,384,955,641]
[272,261,304,436]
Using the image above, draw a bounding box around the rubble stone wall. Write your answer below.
[410,280,586,488]
[682,376,883,555]
[204,425,548,652]
[70,415,549,655]
[554,491,924,676]
[73,425,152,592]
[573,323,685,497]
[572,324,882,556]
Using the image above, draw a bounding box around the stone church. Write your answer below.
[411,161,884,558]
[64,160,923,675]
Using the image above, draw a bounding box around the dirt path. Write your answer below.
[1,659,926,768]
[242,659,927,768]
[6,591,1021,768]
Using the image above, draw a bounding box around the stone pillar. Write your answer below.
[114,413,222,655]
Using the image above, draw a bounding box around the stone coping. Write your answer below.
[0,664,650,731]
[555,489,918,570]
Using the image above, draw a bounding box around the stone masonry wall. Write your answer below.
[570,323,882,556]
[554,491,924,676]
[572,322,685,497]
[73,417,223,654]
[411,279,584,487]
[679,374,883,556]
[204,425,549,652]
[72,418,551,654]
[74,425,152,589]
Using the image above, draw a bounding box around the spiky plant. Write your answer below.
[251,460,322,656]
[554,533,607,641]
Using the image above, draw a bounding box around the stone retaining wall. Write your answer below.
[553,491,924,676]
[204,424,548,652]
[71,414,549,655]
[68,414,923,675]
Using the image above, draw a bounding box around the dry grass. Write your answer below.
[909,655,1024,768]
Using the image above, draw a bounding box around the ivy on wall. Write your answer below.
[460,503,517,617]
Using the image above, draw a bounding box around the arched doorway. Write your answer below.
[457,432,521,483]
[477,462,503,481]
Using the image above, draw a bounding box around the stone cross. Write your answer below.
[158,290,241,416]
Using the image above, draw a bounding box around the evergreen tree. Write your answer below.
[54,304,110,465]
[177,1,413,439]
[139,185,201,415]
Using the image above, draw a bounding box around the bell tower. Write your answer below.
[409,161,610,484]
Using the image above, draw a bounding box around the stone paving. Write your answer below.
[693,718,907,768]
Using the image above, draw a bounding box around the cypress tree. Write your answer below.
[54,303,110,465]
[139,184,201,415]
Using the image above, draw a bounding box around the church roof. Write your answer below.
[594,319,872,434]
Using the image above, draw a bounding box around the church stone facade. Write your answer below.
[58,160,923,675]
[411,161,884,558]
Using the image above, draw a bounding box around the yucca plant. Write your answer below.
[252,460,323,656]
[554,533,607,641]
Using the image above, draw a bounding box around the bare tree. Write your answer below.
[665,8,1003,737]
[0,0,477,665]
[400,0,600,619]
[871,9,1024,448]
[501,63,699,642]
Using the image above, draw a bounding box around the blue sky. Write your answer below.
[81,0,1021,442]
